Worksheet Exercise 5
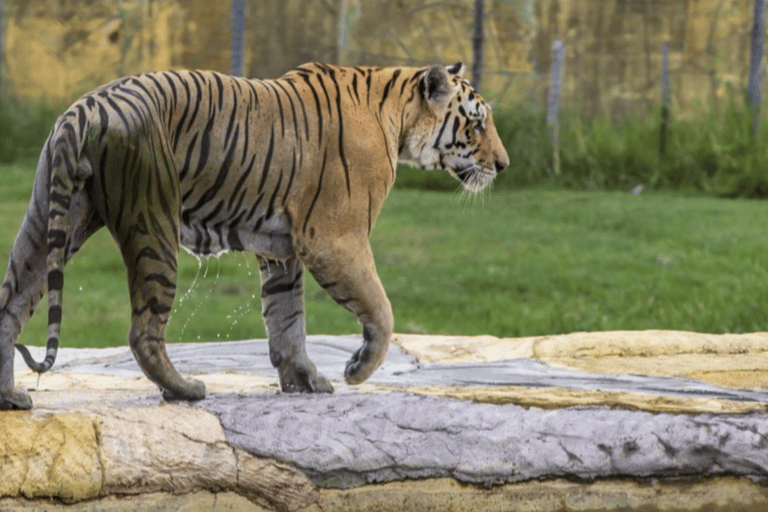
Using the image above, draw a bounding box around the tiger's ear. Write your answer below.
[422,65,459,111]
[446,62,465,76]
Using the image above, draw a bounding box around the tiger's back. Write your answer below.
[0,63,508,410]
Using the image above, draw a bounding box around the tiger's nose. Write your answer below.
[495,158,509,173]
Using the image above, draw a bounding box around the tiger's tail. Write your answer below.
[14,110,93,374]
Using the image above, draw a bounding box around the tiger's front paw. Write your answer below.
[278,361,334,394]
[161,377,206,402]
[344,343,384,385]
[0,387,33,410]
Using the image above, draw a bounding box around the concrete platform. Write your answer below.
[2,331,768,511]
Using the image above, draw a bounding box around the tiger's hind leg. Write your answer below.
[259,256,333,393]
[98,127,205,402]
[0,222,45,409]
[120,220,206,402]
[1,184,103,410]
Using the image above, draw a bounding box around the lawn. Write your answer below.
[2,161,768,349]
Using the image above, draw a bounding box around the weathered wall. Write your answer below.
[0,0,761,115]
[532,0,754,116]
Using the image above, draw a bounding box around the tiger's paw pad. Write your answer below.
[161,378,206,402]
[279,363,334,394]
[0,387,33,410]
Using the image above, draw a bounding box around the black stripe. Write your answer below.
[266,82,286,138]
[378,70,401,112]
[302,149,327,233]
[261,272,302,298]
[282,153,297,205]
[97,101,109,139]
[200,200,225,226]
[285,79,310,141]
[275,80,300,143]
[230,152,257,210]
[178,132,199,182]
[265,172,283,220]
[213,72,225,111]
[367,190,373,235]
[144,273,177,289]
[257,127,275,193]
[314,71,334,121]
[47,230,67,251]
[48,305,62,325]
[193,115,215,178]
[186,123,240,218]
[104,94,131,130]
[136,246,164,263]
[75,104,87,140]
[186,72,204,133]
[432,114,452,149]
[240,94,253,166]
[224,82,239,142]
[330,72,352,196]
[133,297,172,317]
[126,78,158,114]
[146,73,168,111]
[172,75,192,152]
[299,73,323,142]
[351,73,361,104]
[48,269,64,291]
[244,191,265,223]
[50,191,71,209]
[365,70,373,105]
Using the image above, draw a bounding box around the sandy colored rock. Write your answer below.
[395,331,768,391]
[97,403,318,510]
[395,384,767,413]
[0,491,273,511]
[316,476,768,512]
[2,477,768,512]
[0,412,102,503]
[98,403,238,496]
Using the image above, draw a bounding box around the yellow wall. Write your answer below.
[1,0,760,115]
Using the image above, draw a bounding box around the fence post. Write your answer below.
[749,0,766,137]
[230,0,245,76]
[471,0,484,92]
[660,40,670,156]
[0,0,4,96]
[547,40,564,176]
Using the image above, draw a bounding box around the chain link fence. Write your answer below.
[0,0,765,119]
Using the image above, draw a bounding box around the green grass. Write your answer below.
[0,95,63,164]
[5,92,768,198]
[2,161,768,349]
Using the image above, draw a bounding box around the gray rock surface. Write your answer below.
[49,335,768,403]
[202,392,768,488]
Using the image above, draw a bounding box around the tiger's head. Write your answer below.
[400,63,509,192]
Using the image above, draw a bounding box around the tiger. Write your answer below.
[0,62,509,409]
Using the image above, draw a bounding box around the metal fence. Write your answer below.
[0,0,766,120]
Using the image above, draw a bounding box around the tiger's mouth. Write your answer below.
[453,165,496,193]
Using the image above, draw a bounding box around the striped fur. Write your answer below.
[0,62,509,409]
